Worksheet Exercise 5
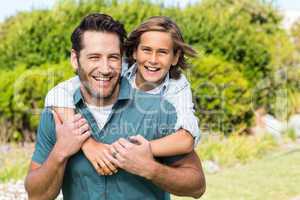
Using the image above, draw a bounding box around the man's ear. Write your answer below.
[172,50,180,66]
[71,49,79,72]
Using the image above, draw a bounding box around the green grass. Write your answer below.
[0,143,33,182]
[173,144,300,200]
[196,134,278,167]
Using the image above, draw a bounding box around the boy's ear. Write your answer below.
[71,49,79,72]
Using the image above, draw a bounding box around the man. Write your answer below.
[25,13,205,200]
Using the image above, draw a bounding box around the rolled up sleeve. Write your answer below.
[165,76,201,147]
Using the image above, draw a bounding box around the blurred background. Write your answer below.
[0,0,299,199]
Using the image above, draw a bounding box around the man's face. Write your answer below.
[134,31,179,87]
[72,31,122,102]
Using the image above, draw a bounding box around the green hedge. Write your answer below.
[0,61,74,141]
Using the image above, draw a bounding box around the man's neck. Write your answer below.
[80,85,119,107]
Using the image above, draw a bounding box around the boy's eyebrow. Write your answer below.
[140,45,170,51]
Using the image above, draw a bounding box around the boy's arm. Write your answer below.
[166,74,201,146]
[54,107,117,175]
[150,128,194,156]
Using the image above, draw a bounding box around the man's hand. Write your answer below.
[82,138,118,175]
[106,135,157,179]
[52,110,91,161]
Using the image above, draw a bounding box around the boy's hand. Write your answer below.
[82,138,118,175]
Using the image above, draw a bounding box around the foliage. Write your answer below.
[196,133,278,166]
[291,19,300,53]
[189,54,251,133]
[0,61,74,142]
[178,0,282,83]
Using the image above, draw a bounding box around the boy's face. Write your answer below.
[134,31,179,88]
[72,31,122,101]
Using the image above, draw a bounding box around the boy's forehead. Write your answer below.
[139,31,174,49]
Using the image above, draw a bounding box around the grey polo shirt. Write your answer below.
[32,77,181,200]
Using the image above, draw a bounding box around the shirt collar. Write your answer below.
[124,63,170,93]
[73,77,134,107]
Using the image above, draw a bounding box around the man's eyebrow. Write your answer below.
[109,53,121,56]
[86,53,101,56]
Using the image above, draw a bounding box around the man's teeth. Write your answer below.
[145,66,160,71]
[93,77,110,81]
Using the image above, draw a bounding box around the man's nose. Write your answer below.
[98,58,112,74]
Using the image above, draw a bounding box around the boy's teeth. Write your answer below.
[146,66,159,71]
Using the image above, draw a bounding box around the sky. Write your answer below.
[0,0,300,28]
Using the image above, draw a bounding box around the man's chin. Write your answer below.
[89,90,113,99]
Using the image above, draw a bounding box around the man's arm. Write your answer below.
[148,151,205,198]
[25,147,67,200]
[25,110,90,200]
[107,135,206,198]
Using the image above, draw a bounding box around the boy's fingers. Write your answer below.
[102,157,117,173]
[97,159,112,175]
[92,161,103,175]
[104,151,119,172]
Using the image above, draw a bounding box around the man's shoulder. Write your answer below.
[38,107,56,132]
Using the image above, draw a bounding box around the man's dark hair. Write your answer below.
[71,13,127,55]
[124,16,197,80]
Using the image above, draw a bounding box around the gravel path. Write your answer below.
[0,180,27,200]
[0,180,63,200]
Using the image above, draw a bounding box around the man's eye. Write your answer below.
[109,56,120,61]
[89,57,99,61]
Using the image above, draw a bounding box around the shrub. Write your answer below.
[0,61,74,142]
[189,54,251,133]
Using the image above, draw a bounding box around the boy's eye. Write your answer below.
[142,48,151,53]
[158,50,168,55]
